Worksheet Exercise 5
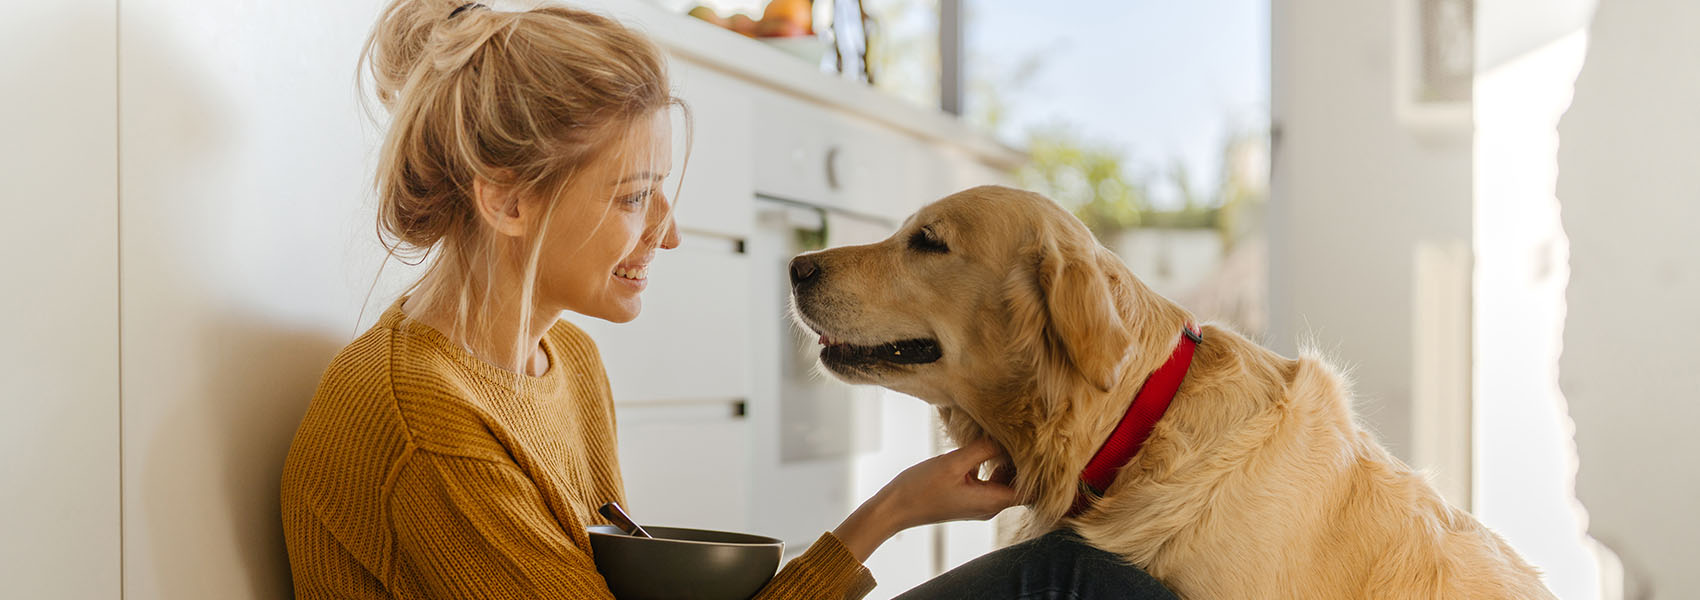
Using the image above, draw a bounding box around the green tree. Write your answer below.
[1015,128,1149,238]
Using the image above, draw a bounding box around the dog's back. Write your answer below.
[1071,327,1554,599]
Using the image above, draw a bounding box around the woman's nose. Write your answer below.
[658,216,680,249]
[646,194,680,250]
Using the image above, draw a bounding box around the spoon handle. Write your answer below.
[597,501,654,539]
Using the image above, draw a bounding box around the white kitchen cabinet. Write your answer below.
[748,86,932,222]
[747,86,992,226]
[615,401,753,534]
[666,62,755,239]
[565,235,750,405]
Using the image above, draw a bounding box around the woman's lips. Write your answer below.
[613,252,655,291]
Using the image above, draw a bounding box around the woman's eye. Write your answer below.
[620,190,652,209]
[908,227,949,253]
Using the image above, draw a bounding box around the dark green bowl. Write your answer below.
[587,525,785,600]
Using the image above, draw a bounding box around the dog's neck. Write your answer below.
[1068,323,1201,516]
[949,289,1198,534]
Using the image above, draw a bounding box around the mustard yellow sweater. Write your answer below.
[281,296,876,599]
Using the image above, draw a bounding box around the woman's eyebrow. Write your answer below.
[613,171,665,184]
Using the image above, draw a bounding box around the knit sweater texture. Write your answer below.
[281,295,876,599]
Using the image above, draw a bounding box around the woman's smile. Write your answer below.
[612,253,655,291]
[612,266,649,291]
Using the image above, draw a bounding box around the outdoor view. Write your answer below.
[960,0,1270,336]
[669,0,1271,334]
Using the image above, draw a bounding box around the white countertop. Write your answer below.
[577,0,1027,170]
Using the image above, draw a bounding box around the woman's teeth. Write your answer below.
[614,265,648,280]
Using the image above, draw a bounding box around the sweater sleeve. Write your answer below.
[386,448,876,600]
[757,531,879,600]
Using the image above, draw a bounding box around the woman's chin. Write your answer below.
[592,275,647,322]
[591,297,642,324]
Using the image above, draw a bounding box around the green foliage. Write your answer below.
[1014,128,1265,247]
[1016,129,1150,237]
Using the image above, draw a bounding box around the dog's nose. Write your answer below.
[789,256,819,286]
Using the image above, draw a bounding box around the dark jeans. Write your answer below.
[894,529,1178,600]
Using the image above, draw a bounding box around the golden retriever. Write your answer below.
[787,185,1555,599]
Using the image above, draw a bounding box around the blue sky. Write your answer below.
[967,0,1268,207]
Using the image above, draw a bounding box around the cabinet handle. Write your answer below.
[617,397,749,421]
[824,145,843,190]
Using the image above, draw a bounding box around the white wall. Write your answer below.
[116,1,401,597]
[1269,0,1474,459]
[1475,0,1595,69]
[1558,1,1700,597]
[0,2,122,598]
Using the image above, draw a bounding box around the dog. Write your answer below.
[787,185,1554,599]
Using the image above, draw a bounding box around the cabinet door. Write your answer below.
[666,62,754,239]
[566,235,750,404]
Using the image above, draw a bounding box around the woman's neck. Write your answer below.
[401,270,554,376]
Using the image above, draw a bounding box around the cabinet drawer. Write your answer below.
[616,402,751,532]
[748,88,931,223]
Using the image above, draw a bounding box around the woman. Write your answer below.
[280,1,1176,598]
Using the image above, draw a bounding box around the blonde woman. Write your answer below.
[281,1,1175,598]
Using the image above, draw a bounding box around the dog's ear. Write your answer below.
[1037,236,1133,392]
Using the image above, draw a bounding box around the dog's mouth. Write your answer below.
[815,333,943,367]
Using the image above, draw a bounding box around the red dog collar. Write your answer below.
[1069,325,1201,517]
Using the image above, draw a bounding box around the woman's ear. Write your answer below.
[472,176,529,238]
[1037,236,1133,393]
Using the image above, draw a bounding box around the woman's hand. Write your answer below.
[832,437,1020,562]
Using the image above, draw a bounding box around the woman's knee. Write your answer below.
[896,528,1177,600]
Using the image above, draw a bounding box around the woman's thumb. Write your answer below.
[950,436,1006,466]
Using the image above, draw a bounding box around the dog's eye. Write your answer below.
[908,227,949,254]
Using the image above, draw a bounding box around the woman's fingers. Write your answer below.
[971,477,1019,512]
[869,436,1023,531]
[950,439,1019,515]
[949,436,1006,468]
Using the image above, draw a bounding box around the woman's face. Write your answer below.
[536,110,680,323]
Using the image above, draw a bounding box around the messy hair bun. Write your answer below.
[359,0,673,259]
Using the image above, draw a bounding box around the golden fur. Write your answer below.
[790,185,1555,599]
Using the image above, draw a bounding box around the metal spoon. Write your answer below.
[597,501,654,539]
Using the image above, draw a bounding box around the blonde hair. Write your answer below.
[358,0,686,376]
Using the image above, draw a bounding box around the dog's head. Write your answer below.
[789,185,1151,414]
